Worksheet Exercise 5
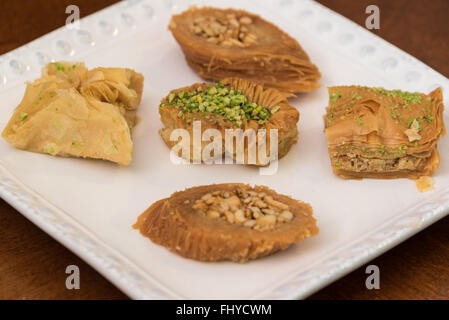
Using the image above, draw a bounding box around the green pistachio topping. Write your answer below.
[399,145,408,154]
[53,63,65,71]
[43,142,57,154]
[329,92,341,103]
[367,87,423,105]
[19,112,28,121]
[424,115,434,123]
[350,91,362,100]
[270,105,281,114]
[160,82,276,126]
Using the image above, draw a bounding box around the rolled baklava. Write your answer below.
[324,86,445,179]
[169,6,321,93]
[134,183,318,262]
[158,78,299,165]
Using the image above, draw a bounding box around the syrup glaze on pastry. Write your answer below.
[134,183,318,262]
[169,6,321,93]
[2,62,144,165]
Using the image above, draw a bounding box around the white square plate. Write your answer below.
[1,0,448,299]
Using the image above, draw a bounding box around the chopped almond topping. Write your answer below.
[192,188,293,231]
[190,14,257,47]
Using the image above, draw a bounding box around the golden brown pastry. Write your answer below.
[158,78,299,166]
[324,86,446,179]
[134,184,318,262]
[2,62,144,165]
[169,6,321,93]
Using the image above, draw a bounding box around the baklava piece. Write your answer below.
[324,86,445,179]
[134,184,318,262]
[2,62,144,165]
[159,78,299,165]
[169,6,321,93]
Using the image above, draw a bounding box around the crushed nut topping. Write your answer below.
[192,188,294,231]
[404,119,422,142]
[190,14,257,47]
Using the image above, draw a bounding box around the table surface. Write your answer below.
[0,0,448,300]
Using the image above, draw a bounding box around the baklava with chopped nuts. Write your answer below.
[324,86,445,179]
[158,78,299,165]
[169,6,321,93]
[134,184,318,262]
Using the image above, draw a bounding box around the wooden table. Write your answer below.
[0,0,448,300]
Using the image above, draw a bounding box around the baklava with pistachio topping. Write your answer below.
[134,183,318,262]
[2,62,144,165]
[324,86,445,179]
[158,78,299,165]
[169,6,321,93]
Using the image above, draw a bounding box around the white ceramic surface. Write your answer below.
[0,0,448,299]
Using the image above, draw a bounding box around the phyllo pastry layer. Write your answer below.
[324,86,445,179]
[134,183,318,262]
[158,78,299,166]
[169,6,321,93]
[2,62,144,165]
